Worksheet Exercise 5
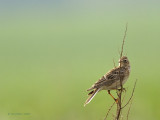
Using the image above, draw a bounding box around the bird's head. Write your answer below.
[119,56,130,67]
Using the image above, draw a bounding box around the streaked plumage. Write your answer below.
[84,56,130,106]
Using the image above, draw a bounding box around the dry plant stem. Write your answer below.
[115,23,128,120]
[127,99,133,120]
[116,80,124,120]
[106,24,127,119]
[122,79,137,109]
[104,102,115,120]
[120,23,128,58]
[104,23,131,120]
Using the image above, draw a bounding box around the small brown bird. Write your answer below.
[84,56,130,106]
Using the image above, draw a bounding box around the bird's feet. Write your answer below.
[117,88,126,92]
[114,98,118,104]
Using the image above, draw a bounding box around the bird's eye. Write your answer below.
[124,59,127,63]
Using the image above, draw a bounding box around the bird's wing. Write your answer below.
[87,67,125,90]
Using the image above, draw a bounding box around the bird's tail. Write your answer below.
[84,88,100,106]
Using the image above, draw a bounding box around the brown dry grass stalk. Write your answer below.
[115,23,128,120]
[104,23,137,120]
[127,99,133,120]
[104,102,115,120]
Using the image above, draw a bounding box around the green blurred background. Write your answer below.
[0,0,160,120]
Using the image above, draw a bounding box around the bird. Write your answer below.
[84,56,130,106]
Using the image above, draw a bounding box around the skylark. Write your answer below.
[84,56,130,106]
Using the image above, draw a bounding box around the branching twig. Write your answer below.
[115,23,128,120]
[104,23,137,120]
[120,23,128,58]
[104,102,115,120]
[127,99,133,120]
[122,79,137,109]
